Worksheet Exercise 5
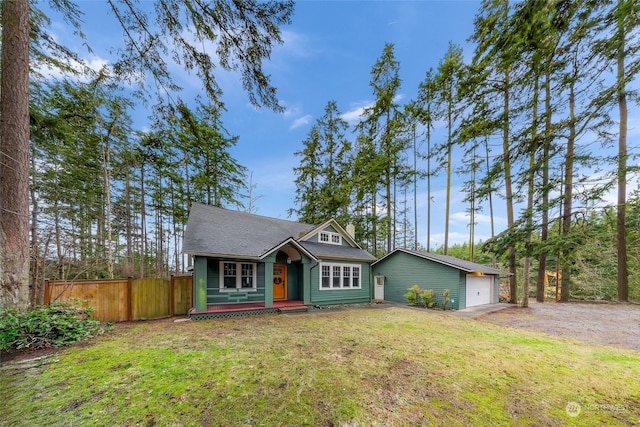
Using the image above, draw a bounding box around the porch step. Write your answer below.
[278,305,308,313]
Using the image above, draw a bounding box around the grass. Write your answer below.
[1,307,639,426]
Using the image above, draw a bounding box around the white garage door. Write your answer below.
[466,275,492,308]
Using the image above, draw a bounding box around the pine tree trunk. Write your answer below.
[125,169,134,275]
[102,139,114,279]
[503,71,517,304]
[413,123,418,250]
[140,165,146,278]
[484,137,496,268]
[524,75,540,308]
[444,143,451,256]
[539,70,553,301]
[0,0,30,309]
[561,78,576,305]
[616,0,628,301]
[427,128,432,252]
[30,147,42,305]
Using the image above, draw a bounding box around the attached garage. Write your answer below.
[372,248,507,310]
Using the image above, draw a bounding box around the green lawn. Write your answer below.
[2,307,639,426]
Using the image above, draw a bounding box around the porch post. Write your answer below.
[301,258,311,305]
[263,255,275,307]
[193,256,208,312]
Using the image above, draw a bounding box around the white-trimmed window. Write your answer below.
[219,261,257,292]
[319,230,342,245]
[319,263,361,289]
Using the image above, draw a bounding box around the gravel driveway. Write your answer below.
[478,301,640,353]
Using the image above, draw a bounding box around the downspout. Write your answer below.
[310,261,319,307]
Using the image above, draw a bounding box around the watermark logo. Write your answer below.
[565,401,629,418]
[566,401,582,418]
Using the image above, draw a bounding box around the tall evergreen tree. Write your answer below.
[355,43,404,254]
[0,0,294,309]
[0,0,30,308]
[173,102,246,209]
[415,69,438,252]
[292,100,352,225]
[292,126,324,224]
[317,101,352,225]
[435,43,465,256]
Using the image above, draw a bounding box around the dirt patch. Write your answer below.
[478,301,640,353]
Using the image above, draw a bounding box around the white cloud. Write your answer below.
[341,95,404,124]
[342,102,371,123]
[275,30,318,58]
[34,54,110,82]
[281,101,301,119]
[290,114,313,130]
[450,211,497,225]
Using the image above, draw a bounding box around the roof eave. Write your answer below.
[260,237,318,262]
[183,251,262,261]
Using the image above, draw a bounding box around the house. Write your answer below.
[182,203,377,319]
[371,248,506,310]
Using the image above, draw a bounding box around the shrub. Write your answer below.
[442,289,450,310]
[404,285,422,306]
[420,289,436,308]
[0,301,103,352]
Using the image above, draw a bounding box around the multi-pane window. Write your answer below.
[220,261,257,291]
[343,266,351,288]
[318,231,341,245]
[319,263,361,290]
[332,266,341,288]
[223,263,237,289]
[321,265,331,288]
[241,263,254,288]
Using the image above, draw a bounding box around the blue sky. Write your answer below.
[43,1,636,250]
[243,1,485,248]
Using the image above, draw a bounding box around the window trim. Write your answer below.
[219,261,258,292]
[318,230,342,246]
[319,262,361,290]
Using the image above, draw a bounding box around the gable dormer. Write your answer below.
[318,228,342,245]
[299,219,361,249]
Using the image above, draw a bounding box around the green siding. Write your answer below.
[287,263,300,300]
[458,272,466,309]
[204,258,265,305]
[324,225,339,233]
[310,261,372,305]
[193,247,372,309]
[193,256,208,312]
[373,252,462,310]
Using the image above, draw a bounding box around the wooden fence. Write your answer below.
[43,275,193,322]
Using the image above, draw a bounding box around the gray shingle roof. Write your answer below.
[299,241,377,262]
[182,203,375,262]
[372,248,508,275]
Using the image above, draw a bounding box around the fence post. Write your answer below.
[127,277,133,321]
[43,279,50,305]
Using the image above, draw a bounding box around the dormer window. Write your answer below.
[319,230,341,245]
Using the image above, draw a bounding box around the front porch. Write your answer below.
[189,300,308,320]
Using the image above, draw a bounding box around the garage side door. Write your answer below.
[465,275,492,308]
